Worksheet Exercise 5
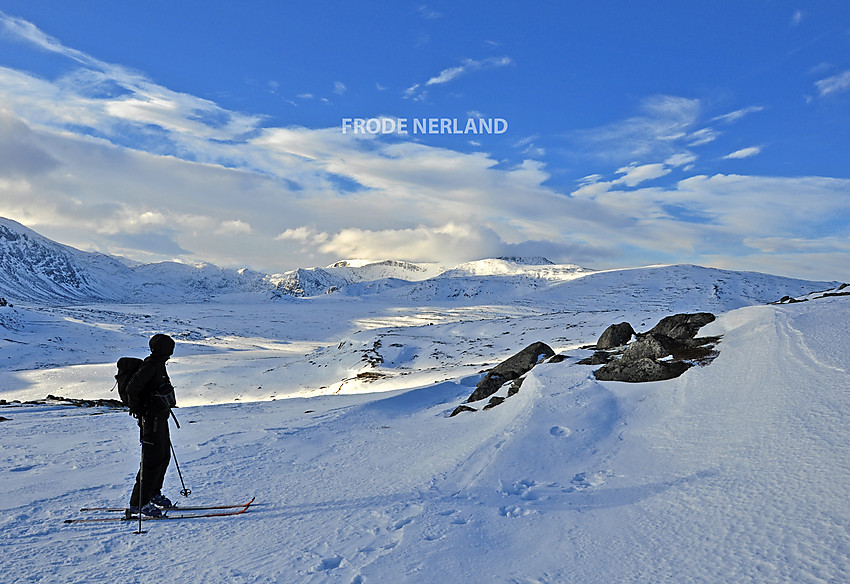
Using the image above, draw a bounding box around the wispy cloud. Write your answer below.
[0,11,94,66]
[815,70,850,97]
[0,12,264,151]
[724,146,762,160]
[417,5,442,20]
[573,96,768,174]
[712,105,764,124]
[573,95,704,162]
[405,56,512,100]
[426,56,512,86]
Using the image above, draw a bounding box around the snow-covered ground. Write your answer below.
[2,265,849,583]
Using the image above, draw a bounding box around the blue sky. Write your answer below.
[0,1,848,280]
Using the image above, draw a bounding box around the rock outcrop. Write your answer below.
[591,312,719,383]
[595,322,635,349]
[593,356,691,382]
[450,341,555,416]
[646,313,715,340]
[465,341,555,404]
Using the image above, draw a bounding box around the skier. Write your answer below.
[126,333,178,518]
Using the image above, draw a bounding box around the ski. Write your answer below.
[80,500,254,513]
[65,497,255,524]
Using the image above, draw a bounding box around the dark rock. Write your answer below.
[595,322,635,349]
[35,395,126,409]
[647,313,715,340]
[577,351,614,365]
[548,354,569,364]
[507,377,524,397]
[590,313,720,382]
[0,416,10,422]
[594,357,691,383]
[483,396,506,410]
[622,333,683,361]
[466,341,555,403]
[449,404,478,417]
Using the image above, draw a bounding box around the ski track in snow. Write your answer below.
[2,272,849,583]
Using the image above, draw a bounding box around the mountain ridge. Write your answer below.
[0,216,840,306]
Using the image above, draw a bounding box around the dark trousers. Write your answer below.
[129,414,171,507]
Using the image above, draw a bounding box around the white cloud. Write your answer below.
[425,57,512,86]
[664,152,697,168]
[574,95,704,162]
[575,97,766,166]
[687,127,719,147]
[815,70,850,97]
[615,163,670,187]
[712,106,764,124]
[0,11,94,67]
[723,146,762,159]
[333,81,346,96]
[215,220,253,236]
[405,57,512,99]
[275,226,327,244]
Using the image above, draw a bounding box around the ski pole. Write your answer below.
[170,440,192,497]
[135,419,146,535]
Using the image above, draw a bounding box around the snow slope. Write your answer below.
[2,294,849,583]
[2,277,850,583]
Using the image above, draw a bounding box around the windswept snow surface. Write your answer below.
[2,269,849,582]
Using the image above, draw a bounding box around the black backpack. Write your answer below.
[115,357,143,408]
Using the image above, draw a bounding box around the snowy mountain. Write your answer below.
[0,217,135,303]
[1,217,838,308]
[0,217,273,304]
[268,260,445,297]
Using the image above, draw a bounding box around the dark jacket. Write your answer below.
[127,334,177,417]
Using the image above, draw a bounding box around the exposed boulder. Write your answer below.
[466,341,555,403]
[622,333,682,361]
[594,357,691,383]
[591,312,718,383]
[647,313,715,340]
[577,351,614,365]
[595,322,635,349]
[483,396,506,410]
[449,404,477,417]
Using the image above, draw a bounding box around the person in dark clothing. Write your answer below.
[126,333,178,518]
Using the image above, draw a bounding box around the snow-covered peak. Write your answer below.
[0,217,841,306]
[0,217,135,303]
[327,259,378,268]
[440,257,589,279]
[0,217,270,304]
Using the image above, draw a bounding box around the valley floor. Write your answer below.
[2,287,849,582]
